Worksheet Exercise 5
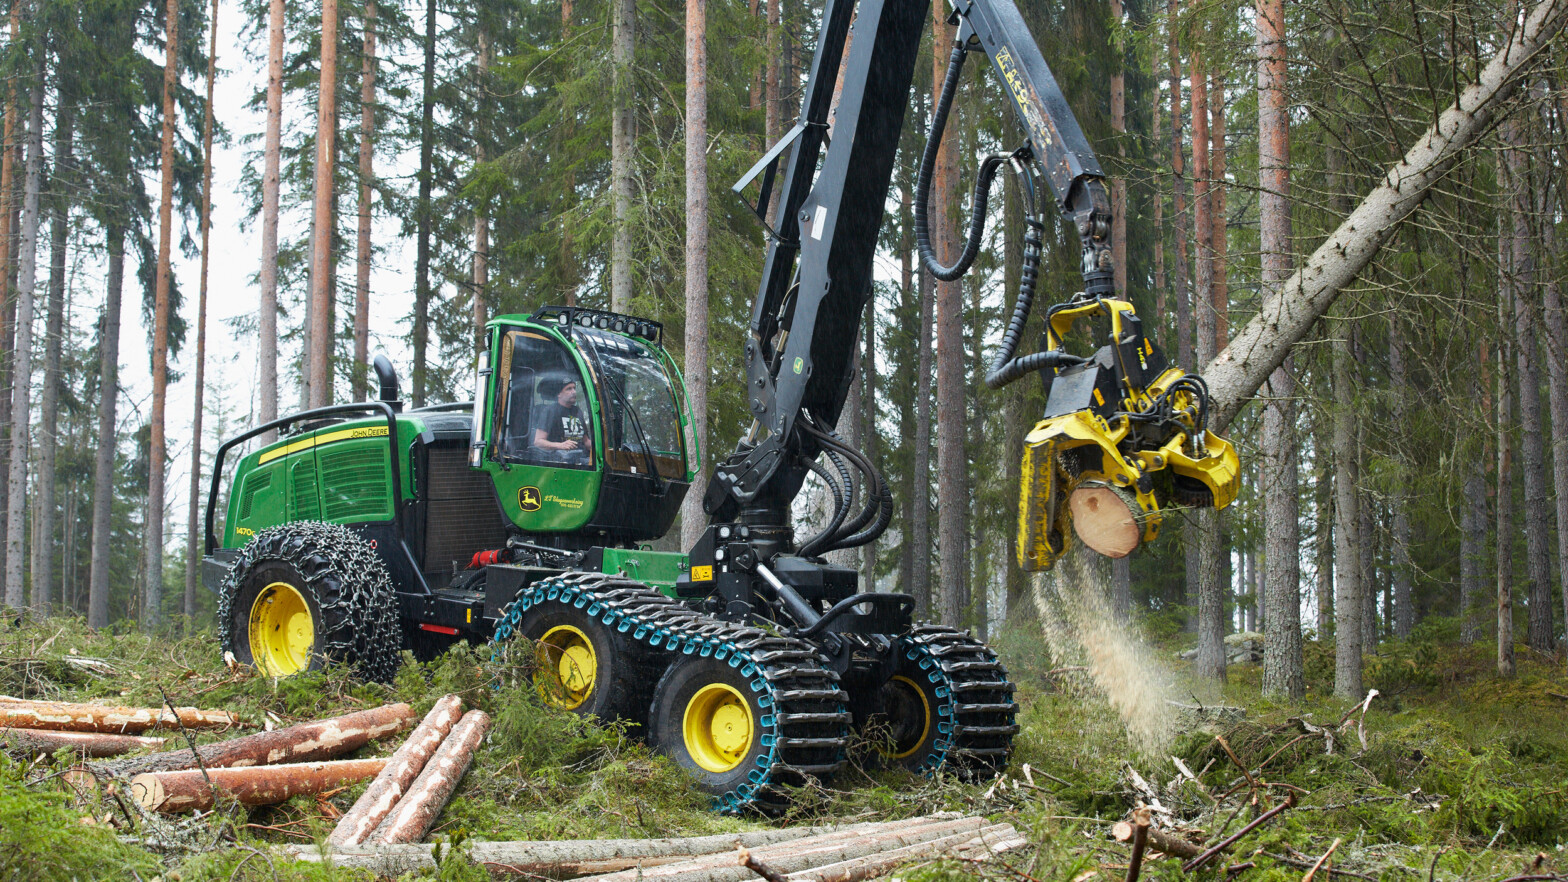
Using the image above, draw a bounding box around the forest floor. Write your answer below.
[1,613,1565,882]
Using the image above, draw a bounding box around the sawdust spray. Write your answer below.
[1030,543,1177,754]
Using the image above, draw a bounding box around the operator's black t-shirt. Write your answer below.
[538,402,588,445]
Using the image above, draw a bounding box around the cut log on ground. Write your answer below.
[1203,0,1568,433]
[89,702,414,778]
[288,825,873,876]
[582,816,987,882]
[0,726,165,758]
[1069,485,1141,558]
[785,822,1024,882]
[1112,819,1203,860]
[130,758,387,813]
[0,698,239,734]
[374,709,490,844]
[329,695,462,847]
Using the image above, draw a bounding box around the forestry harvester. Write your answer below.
[203,0,1237,813]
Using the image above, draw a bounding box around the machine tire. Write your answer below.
[218,522,402,682]
[872,664,945,773]
[515,601,647,727]
[648,655,770,799]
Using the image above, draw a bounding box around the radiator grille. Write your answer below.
[320,447,391,521]
[422,446,508,575]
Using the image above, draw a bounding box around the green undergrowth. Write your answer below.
[3,614,1567,880]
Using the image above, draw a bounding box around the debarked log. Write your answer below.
[0,698,239,734]
[89,702,415,778]
[374,709,491,844]
[0,726,166,758]
[329,695,463,847]
[129,758,387,813]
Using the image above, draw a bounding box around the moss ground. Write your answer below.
[1,614,1564,881]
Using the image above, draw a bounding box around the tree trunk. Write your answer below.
[1109,0,1125,299]
[861,299,878,584]
[34,101,71,614]
[329,696,462,847]
[0,3,18,607]
[144,0,180,632]
[5,56,43,612]
[1203,0,1568,432]
[132,759,387,814]
[354,0,376,401]
[680,0,709,553]
[184,0,218,625]
[412,0,436,407]
[1257,0,1299,701]
[1167,0,1192,371]
[1209,75,1227,350]
[932,6,965,629]
[1314,411,1333,636]
[307,0,339,408]
[1332,316,1362,699]
[1388,315,1413,639]
[87,702,412,778]
[609,0,635,313]
[912,268,933,618]
[766,0,782,146]
[258,0,284,439]
[375,709,490,844]
[471,27,489,353]
[1497,255,1517,679]
[898,184,916,600]
[1459,452,1486,644]
[87,226,123,629]
[1543,250,1568,671]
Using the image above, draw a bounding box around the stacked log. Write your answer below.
[0,727,165,758]
[89,703,416,778]
[373,709,490,844]
[129,758,389,813]
[329,695,464,846]
[0,698,239,734]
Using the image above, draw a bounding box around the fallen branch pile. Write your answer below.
[287,815,1024,879]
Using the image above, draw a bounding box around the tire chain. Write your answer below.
[491,571,851,814]
[899,623,1020,778]
[217,521,403,683]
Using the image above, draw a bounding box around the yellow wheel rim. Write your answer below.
[535,625,597,710]
[248,581,314,677]
[887,676,931,760]
[683,683,754,773]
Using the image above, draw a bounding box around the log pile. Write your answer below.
[287,815,1025,879]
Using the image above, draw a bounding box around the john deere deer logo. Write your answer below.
[519,486,542,512]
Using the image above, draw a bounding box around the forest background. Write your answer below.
[0,0,1563,699]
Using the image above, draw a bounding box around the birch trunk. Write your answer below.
[354,0,376,401]
[258,0,284,440]
[1203,0,1568,431]
[307,0,339,408]
[87,227,123,629]
[609,0,635,313]
[1332,316,1362,699]
[185,0,218,624]
[1257,0,1300,700]
[680,0,709,552]
[34,102,70,614]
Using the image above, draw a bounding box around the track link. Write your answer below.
[899,624,1020,777]
[492,572,850,814]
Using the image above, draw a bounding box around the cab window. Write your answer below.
[573,329,686,479]
[495,330,594,470]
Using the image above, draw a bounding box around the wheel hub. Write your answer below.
[248,581,314,677]
[683,683,753,773]
[535,625,597,709]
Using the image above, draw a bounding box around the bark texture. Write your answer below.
[471,27,490,350]
[131,758,387,814]
[0,699,238,734]
[1544,260,1568,670]
[34,101,71,613]
[1497,271,1516,679]
[5,59,43,611]
[184,0,218,623]
[354,0,376,400]
[911,255,933,617]
[258,0,284,438]
[375,709,490,844]
[307,0,339,408]
[1202,0,1568,432]
[0,727,165,758]
[679,0,710,552]
[1332,318,1362,699]
[88,703,413,778]
[328,695,462,847]
[411,0,436,406]
[1388,315,1413,639]
[87,227,124,628]
[932,6,966,629]
[609,0,635,312]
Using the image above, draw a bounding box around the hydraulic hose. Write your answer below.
[798,448,853,559]
[915,45,1007,282]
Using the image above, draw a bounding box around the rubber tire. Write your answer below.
[875,663,944,773]
[218,522,402,682]
[516,601,647,728]
[648,655,769,797]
